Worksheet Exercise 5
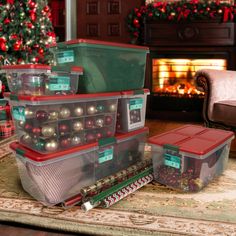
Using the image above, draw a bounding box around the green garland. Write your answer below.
[127,0,236,44]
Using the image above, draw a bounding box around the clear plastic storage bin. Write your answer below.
[1,64,83,96]
[148,125,234,192]
[116,89,149,133]
[10,127,148,206]
[50,39,149,93]
[5,92,120,153]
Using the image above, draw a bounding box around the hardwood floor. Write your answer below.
[0,119,235,235]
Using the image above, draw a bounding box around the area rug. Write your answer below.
[0,138,236,236]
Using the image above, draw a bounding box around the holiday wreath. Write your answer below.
[127,0,236,43]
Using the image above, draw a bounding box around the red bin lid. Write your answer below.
[148,125,234,156]
[1,64,51,70]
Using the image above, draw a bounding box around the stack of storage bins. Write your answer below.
[4,39,150,208]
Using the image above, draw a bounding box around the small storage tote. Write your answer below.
[5,92,120,153]
[116,89,150,133]
[50,39,149,93]
[148,125,234,192]
[1,64,83,96]
[10,127,149,206]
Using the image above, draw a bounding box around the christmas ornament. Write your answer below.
[105,115,113,125]
[74,106,84,116]
[21,134,32,144]
[87,105,97,115]
[71,135,82,145]
[25,108,34,119]
[60,137,71,148]
[96,132,103,140]
[96,104,105,113]
[18,120,25,128]
[34,140,45,150]
[105,129,113,137]
[86,133,96,143]
[73,121,84,131]
[36,110,49,122]
[41,125,55,137]
[59,107,71,119]
[109,103,117,112]
[95,118,104,128]
[32,127,41,136]
[59,123,70,134]
[45,139,58,152]
[24,123,33,132]
[85,118,94,129]
[49,111,59,120]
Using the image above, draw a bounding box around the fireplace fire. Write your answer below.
[152,58,226,98]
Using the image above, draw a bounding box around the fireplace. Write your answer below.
[144,20,236,120]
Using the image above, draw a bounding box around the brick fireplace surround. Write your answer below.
[143,20,236,120]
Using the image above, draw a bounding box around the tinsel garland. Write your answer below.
[127,0,236,43]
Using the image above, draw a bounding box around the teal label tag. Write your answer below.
[56,50,74,64]
[98,147,113,164]
[49,76,70,91]
[12,106,25,121]
[129,98,143,111]
[164,153,181,169]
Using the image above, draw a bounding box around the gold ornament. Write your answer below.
[95,118,104,127]
[49,111,59,120]
[87,105,97,115]
[41,125,56,137]
[59,107,71,119]
[73,121,84,131]
[74,106,84,116]
[109,104,117,112]
[45,140,58,152]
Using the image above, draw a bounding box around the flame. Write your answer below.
[152,58,226,96]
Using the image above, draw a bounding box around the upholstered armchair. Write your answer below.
[194,69,236,131]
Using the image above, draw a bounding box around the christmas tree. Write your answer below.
[0,0,56,65]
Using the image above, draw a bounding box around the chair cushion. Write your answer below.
[212,100,236,126]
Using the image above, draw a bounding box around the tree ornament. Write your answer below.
[95,118,104,127]
[60,137,71,148]
[59,107,71,119]
[105,115,113,125]
[24,123,33,132]
[49,111,59,120]
[4,18,10,24]
[86,133,96,143]
[43,5,50,13]
[85,118,94,129]
[29,1,36,9]
[133,19,139,25]
[41,125,55,137]
[87,105,97,115]
[96,104,105,113]
[35,110,48,122]
[71,135,82,145]
[30,12,36,21]
[74,106,84,116]
[59,123,70,134]
[13,41,21,51]
[73,121,84,131]
[45,139,58,152]
[32,127,41,136]
[21,134,32,144]
[109,103,117,112]
[38,48,44,54]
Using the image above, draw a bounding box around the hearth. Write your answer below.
[144,20,236,120]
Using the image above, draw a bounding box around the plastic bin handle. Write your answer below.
[163,144,179,152]
[98,137,117,147]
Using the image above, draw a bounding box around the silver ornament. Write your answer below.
[95,118,104,127]
[45,140,58,152]
[21,134,32,144]
[74,106,84,116]
[73,121,84,131]
[71,135,82,145]
[87,105,97,115]
[59,107,71,119]
[18,120,25,128]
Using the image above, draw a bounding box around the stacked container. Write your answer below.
[4,39,150,207]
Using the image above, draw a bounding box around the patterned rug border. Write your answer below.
[0,197,236,236]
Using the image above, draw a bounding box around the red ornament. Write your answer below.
[43,5,50,12]
[24,123,33,132]
[29,1,36,9]
[105,116,113,125]
[133,19,139,25]
[4,18,10,24]
[60,137,71,148]
[30,12,36,21]
[10,34,18,40]
[7,0,14,4]
[36,110,49,122]
[86,133,96,143]
[38,48,44,54]
[13,41,21,51]
[32,127,41,136]
[0,42,7,51]
[59,123,69,134]
[136,12,141,18]
[27,22,33,28]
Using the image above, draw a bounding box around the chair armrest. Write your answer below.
[194,69,236,122]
